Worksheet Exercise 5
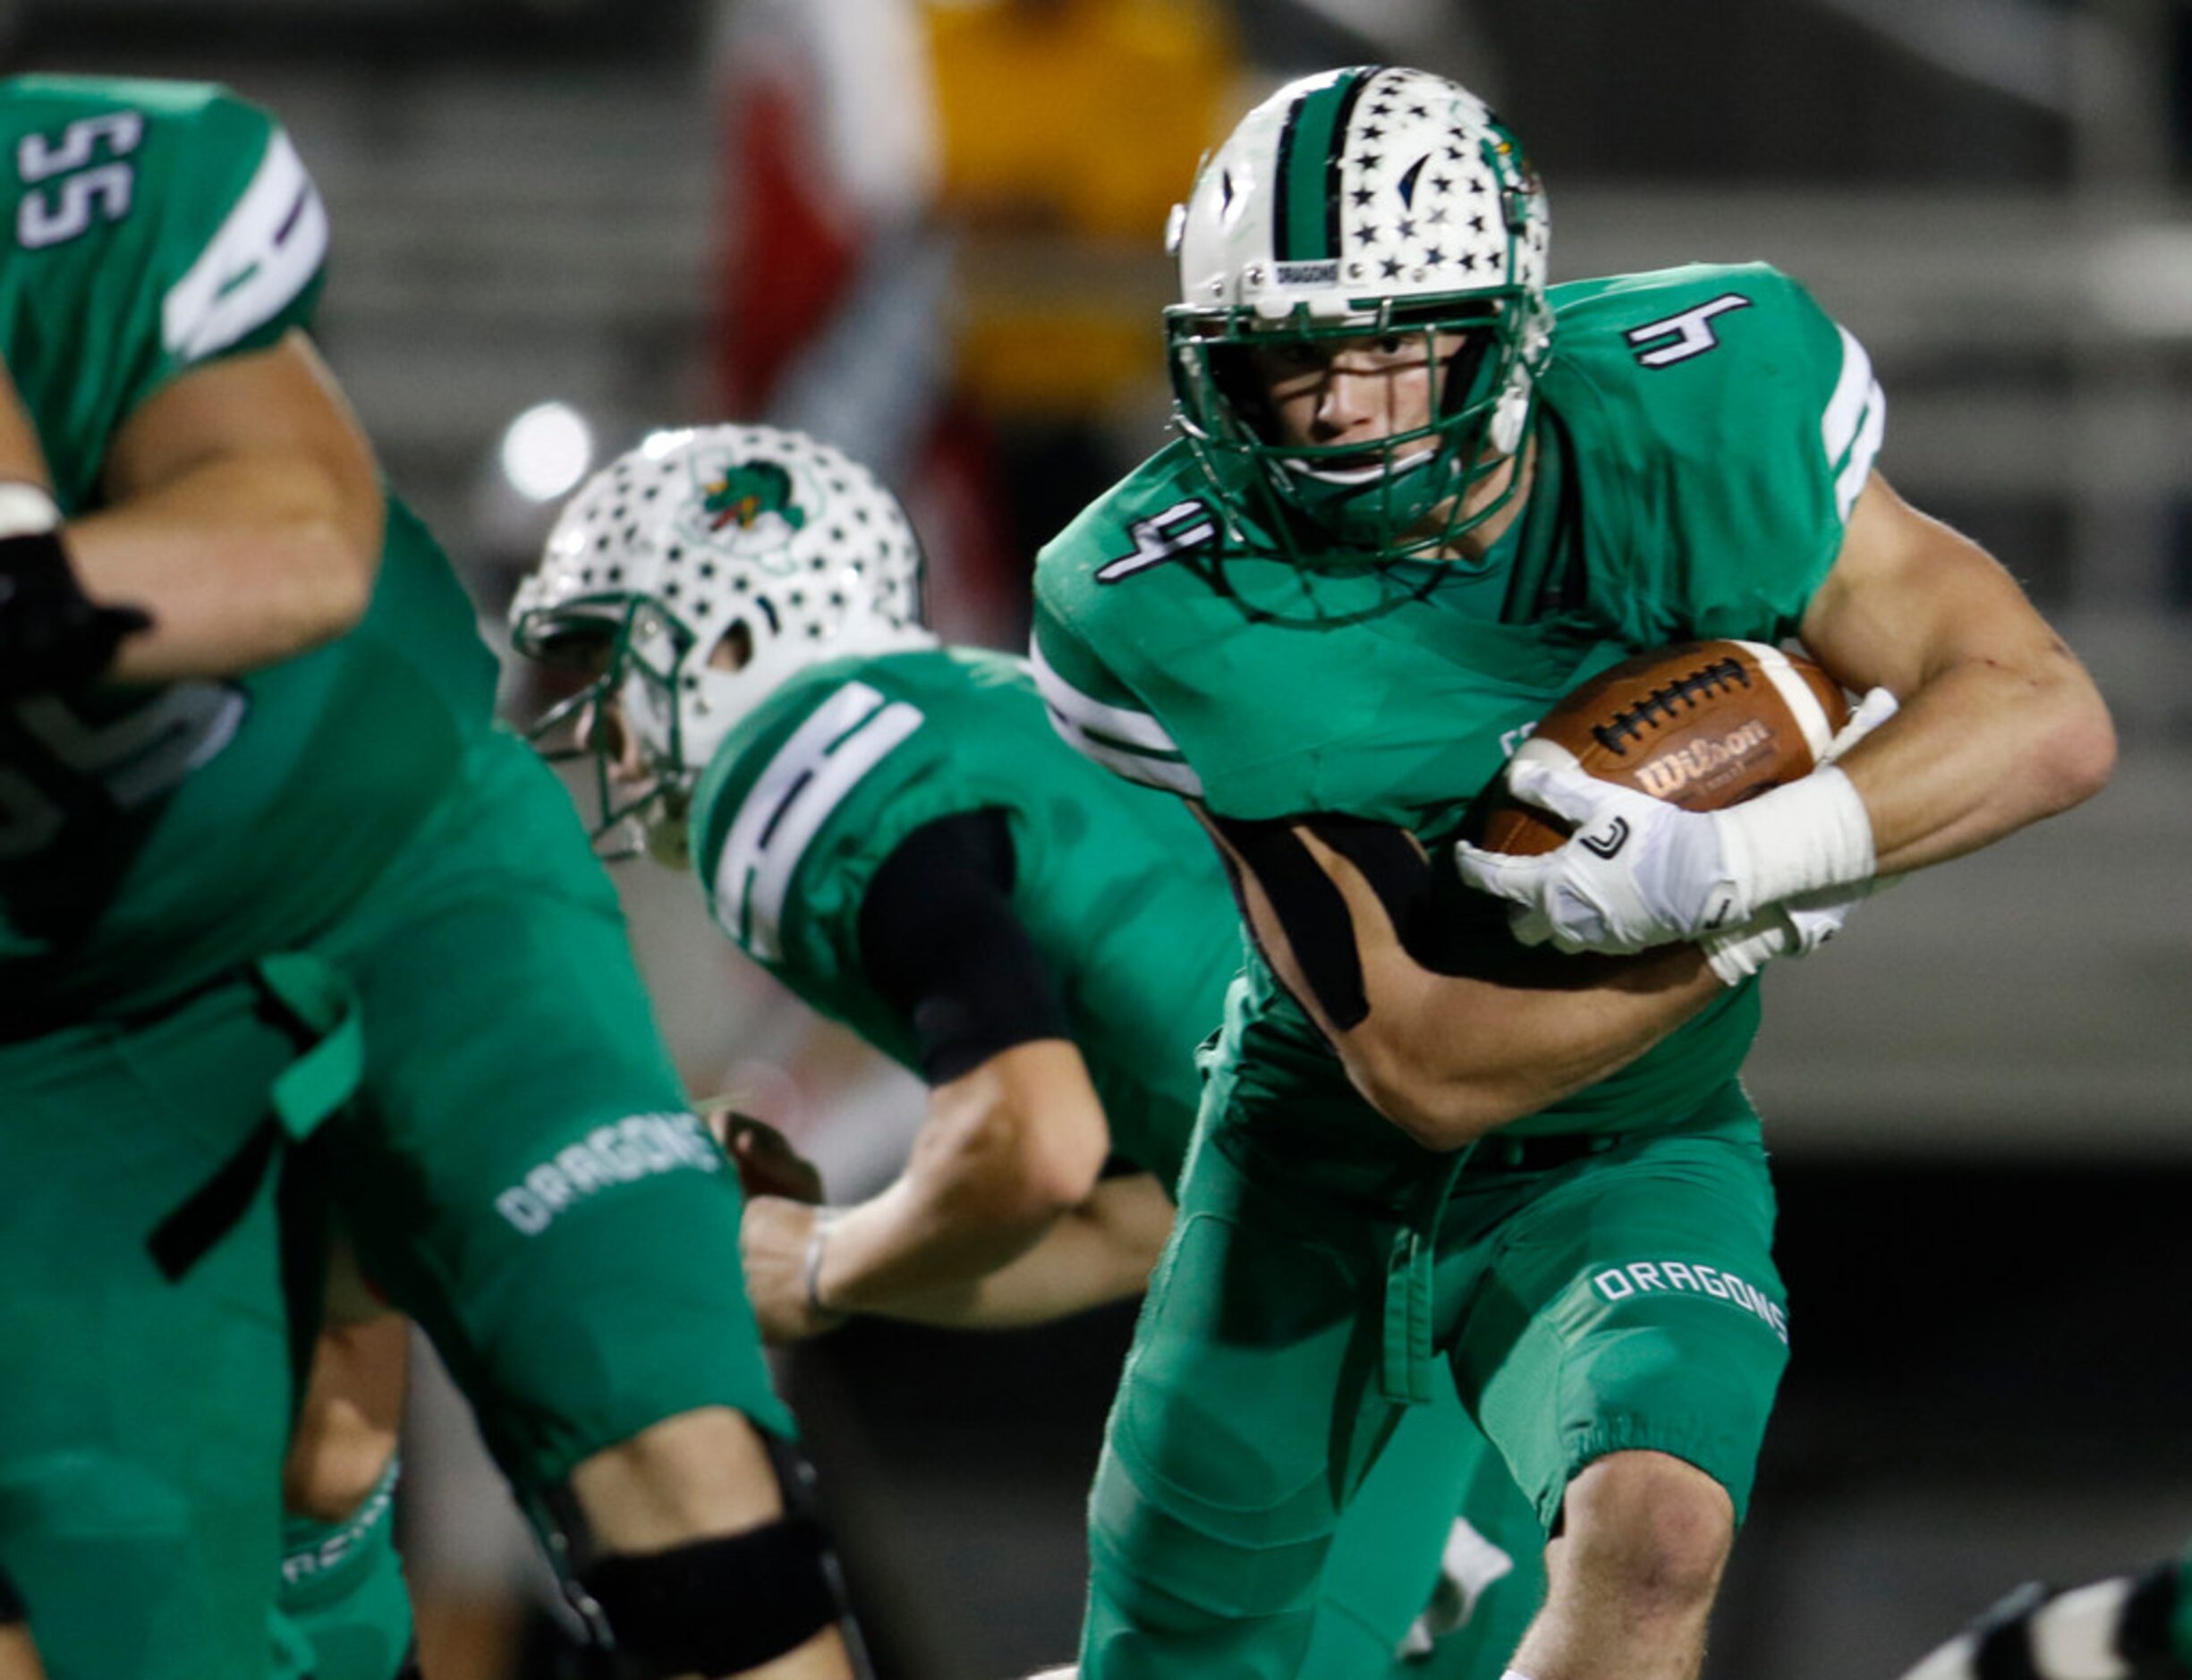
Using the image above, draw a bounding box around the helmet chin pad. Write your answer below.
[1283,445,1438,488]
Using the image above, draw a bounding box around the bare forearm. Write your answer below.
[1801,475,2115,878]
[888,1175,1174,1329]
[1837,641,2112,875]
[814,1169,1069,1314]
[1360,946,1720,1143]
[1250,822,1722,1146]
[69,453,382,683]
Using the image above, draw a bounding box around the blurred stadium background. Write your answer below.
[11,0,2191,1675]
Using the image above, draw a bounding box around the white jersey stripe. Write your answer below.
[1027,638,1181,757]
[1834,381,1887,522]
[2030,1578,2136,1680]
[1042,704,1204,798]
[162,128,329,362]
[712,681,925,961]
[1821,325,1874,466]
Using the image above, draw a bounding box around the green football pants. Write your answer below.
[0,732,790,1678]
[310,732,794,1494]
[271,1459,412,1680]
[0,983,300,1680]
[1082,1082,1786,1680]
[1304,1367,1546,1680]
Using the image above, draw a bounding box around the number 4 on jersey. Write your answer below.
[1625,293,1753,369]
[1097,499,1217,584]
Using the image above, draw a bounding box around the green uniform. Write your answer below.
[687,644,1547,1676]
[1033,264,1883,1677]
[271,1463,412,1680]
[0,76,785,1680]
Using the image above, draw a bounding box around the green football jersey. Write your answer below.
[687,646,1242,1187]
[0,77,497,1023]
[1032,262,1885,1139]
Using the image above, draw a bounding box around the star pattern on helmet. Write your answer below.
[1332,70,1530,292]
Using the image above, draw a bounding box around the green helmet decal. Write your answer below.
[701,461,807,536]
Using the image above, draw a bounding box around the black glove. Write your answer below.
[1,526,151,696]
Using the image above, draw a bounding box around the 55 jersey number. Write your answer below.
[16,111,143,250]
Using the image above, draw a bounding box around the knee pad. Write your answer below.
[552,1432,852,1679]
[576,1514,841,1677]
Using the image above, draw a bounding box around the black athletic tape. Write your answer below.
[0,528,150,696]
[1211,815,1368,1031]
[1969,1582,2050,1680]
[857,810,1073,1085]
[579,1514,842,1677]
[2118,1561,2185,1673]
[1309,813,1512,979]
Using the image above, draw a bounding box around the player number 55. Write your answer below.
[16,112,144,250]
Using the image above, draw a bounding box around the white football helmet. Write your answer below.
[1166,66,1553,562]
[510,424,933,852]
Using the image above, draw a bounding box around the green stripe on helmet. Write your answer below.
[1274,67,1370,264]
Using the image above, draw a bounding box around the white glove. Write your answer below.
[1454,761,1744,953]
[1454,685,1895,955]
[1700,881,1869,985]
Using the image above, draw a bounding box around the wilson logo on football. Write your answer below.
[1633,720,1775,802]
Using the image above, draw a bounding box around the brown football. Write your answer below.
[1478,640,1850,856]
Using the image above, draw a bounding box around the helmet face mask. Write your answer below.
[513,593,695,862]
[1166,66,1553,566]
[510,425,934,859]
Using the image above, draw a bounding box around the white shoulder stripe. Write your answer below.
[1027,639,1179,755]
[2030,1578,2135,1680]
[163,127,329,362]
[712,682,924,962]
[1821,325,1874,464]
[1834,381,1886,522]
[1042,703,1204,798]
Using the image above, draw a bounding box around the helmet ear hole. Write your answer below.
[707,621,755,675]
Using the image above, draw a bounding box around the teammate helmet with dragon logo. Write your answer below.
[1166,65,1553,562]
[510,424,932,848]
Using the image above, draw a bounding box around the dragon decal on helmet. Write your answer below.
[1165,65,1553,565]
[700,462,807,535]
[510,424,932,856]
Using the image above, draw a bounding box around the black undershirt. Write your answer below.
[855,809,1074,1086]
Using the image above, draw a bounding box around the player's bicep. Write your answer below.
[1800,470,2066,698]
[100,331,380,531]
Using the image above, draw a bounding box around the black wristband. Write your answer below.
[0,526,152,695]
